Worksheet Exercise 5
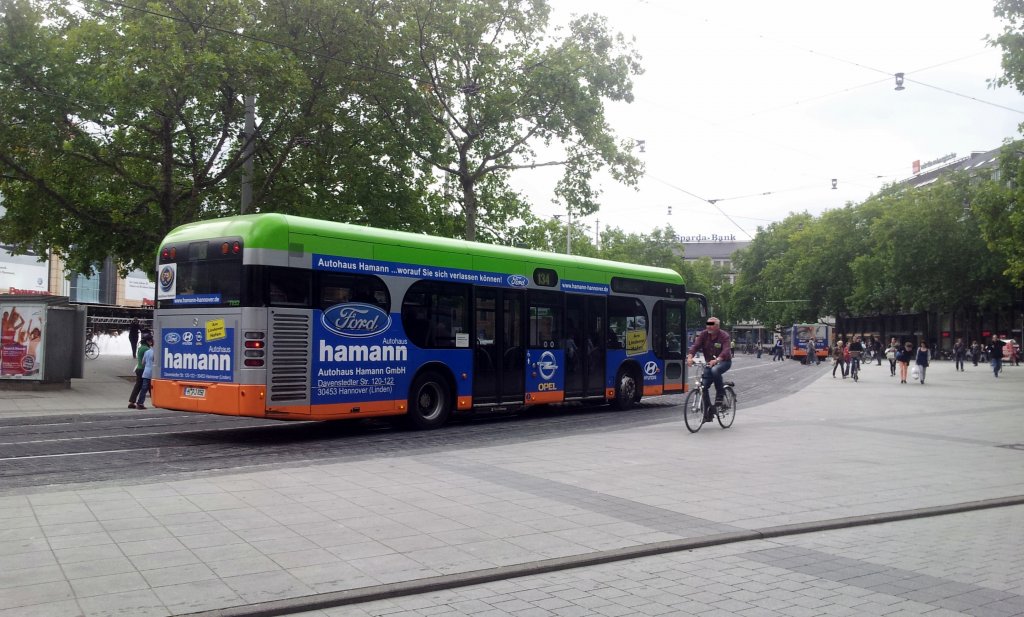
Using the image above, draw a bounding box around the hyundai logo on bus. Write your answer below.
[322,303,392,338]
[507,274,528,287]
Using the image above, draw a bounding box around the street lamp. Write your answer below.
[552,213,572,255]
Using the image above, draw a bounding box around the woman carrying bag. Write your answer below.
[885,338,899,377]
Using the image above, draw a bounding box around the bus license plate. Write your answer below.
[184,387,206,398]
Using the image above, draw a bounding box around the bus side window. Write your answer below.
[267,267,311,307]
[317,273,389,311]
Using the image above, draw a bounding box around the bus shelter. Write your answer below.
[1,294,87,389]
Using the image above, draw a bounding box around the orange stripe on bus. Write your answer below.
[643,385,664,396]
[457,396,472,410]
[525,391,564,404]
[664,383,683,392]
[152,379,266,416]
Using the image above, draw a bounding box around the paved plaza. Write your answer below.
[0,358,1022,616]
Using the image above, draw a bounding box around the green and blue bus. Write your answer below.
[152,213,707,428]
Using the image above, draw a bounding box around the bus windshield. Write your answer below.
[157,239,243,308]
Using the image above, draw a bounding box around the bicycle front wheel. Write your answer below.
[85,342,99,360]
[683,389,705,433]
[717,387,736,429]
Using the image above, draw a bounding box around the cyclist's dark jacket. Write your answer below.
[688,329,733,362]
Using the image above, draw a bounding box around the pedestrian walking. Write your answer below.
[773,338,784,361]
[128,318,140,359]
[885,338,899,377]
[971,340,981,366]
[953,337,966,372]
[915,340,930,384]
[129,333,154,409]
[873,338,883,366]
[832,340,847,378]
[988,335,1006,378]
[897,341,914,383]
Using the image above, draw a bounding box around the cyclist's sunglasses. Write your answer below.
[706,321,718,326]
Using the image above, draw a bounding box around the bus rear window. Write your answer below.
[157,240,243,308]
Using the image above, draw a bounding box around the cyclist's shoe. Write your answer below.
[128,403,137,409]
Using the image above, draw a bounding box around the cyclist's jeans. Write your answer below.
[701,360,732,408]
[993,357,1002,377]
[850,358,860,376]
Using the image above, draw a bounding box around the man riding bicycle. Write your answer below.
[686,317,733,422]
[847,335,865,380]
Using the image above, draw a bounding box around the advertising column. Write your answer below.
[1,303,46,379]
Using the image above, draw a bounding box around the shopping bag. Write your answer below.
[911,366,920,380]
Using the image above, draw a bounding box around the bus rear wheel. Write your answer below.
[407,372,452,430]
[613,368,639,411]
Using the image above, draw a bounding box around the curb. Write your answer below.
[182,494,1024,617]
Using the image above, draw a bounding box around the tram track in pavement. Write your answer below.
[0,358,824,492]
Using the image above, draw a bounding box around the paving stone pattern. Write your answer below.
[295,506,1024,617]
[0,364,1021,616]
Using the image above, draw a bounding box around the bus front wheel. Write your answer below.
[613,368,639,411]
[407,372,452,430]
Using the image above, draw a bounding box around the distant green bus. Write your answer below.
[152,213,706,428]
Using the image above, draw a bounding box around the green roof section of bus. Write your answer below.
[161,214,683,286]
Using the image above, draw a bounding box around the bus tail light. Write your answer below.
[243,331,266,367]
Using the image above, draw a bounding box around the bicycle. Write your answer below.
[85,337,99,360]
[849,352,861,382]
[683,357,737,433]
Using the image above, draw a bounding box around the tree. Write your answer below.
[731,213,814,327]
[985,3,1024,285]
[972,144,1024,286]
[374,0,644,241]
[0,0,441,275]
[0,0,297,273]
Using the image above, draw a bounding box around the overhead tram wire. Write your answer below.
[627,50,1016,212]
[647,175,754,240]
[903,79,1024,115]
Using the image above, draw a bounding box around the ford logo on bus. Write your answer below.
[507,274,528,287]
[322,303,392,338]
[164,332,181,345]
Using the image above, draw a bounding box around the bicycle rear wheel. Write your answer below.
[85,342,99,360]
[716,387,736,429]
[683,389,705,433]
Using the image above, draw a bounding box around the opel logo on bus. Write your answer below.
[536,350,558,380]
[322,303,392,338]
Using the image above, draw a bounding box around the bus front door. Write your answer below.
[473,288,525,407]
[661,302,685,393]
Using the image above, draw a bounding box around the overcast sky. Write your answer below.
[512,0,1024,242]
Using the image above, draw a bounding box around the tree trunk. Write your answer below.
[460,173,477,242]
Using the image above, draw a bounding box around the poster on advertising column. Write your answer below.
[0,303,46,379]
